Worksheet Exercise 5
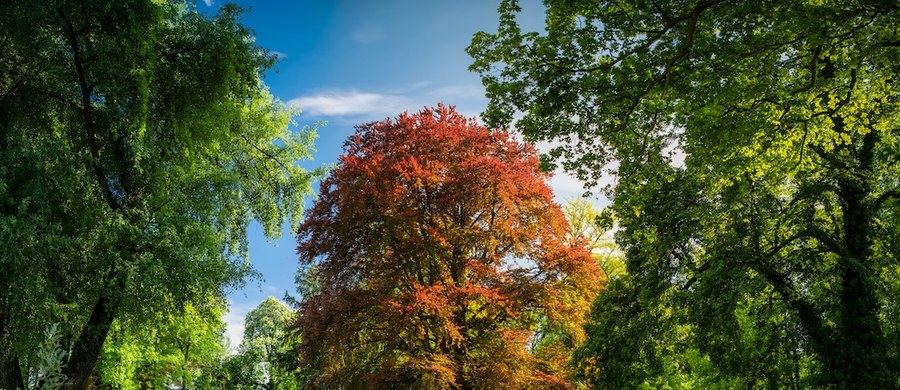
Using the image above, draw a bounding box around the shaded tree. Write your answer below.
[293,105,603,389]
[470,0,900,387]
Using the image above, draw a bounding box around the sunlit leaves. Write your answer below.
[96,299,227,390]
[471,0,900,387]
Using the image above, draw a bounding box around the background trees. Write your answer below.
[292,104,603,389]
[0,1,322,388]
[470,0,900,387]
[562,200,625,282]
[225,297,299,390]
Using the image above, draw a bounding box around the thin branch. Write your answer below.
[61,11,120,211]
[33,88,80,110]
[241,133,292,173]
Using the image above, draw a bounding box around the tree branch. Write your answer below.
[62,13,120,211]
[873,188,900,210]
[748,259,834,355]
[534,0,731,75]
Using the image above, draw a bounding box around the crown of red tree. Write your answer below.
[294,104,602,389]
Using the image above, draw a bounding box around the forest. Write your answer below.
[1,0,898,389]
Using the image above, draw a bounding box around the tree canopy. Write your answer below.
[5,0,899,387]
[470,0,900,387]
[292,104,603,389]
[0,1,322,388]
[227,297,299,390]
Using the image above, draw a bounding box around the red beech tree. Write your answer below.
[294,104,602,389]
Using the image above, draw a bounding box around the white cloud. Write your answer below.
[288,91,410,118]
[514,130,613,209]
[545,168,611,210]
[548,170,590,199]
[202,0,213,6]
[222,301,254,354]
[428,85,484,100]
[288,86,611,208]
[662,127,687,169]
[271,50,288,60]
[404,80,433,91]
[288,84,487,121]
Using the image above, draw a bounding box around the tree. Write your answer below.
[523,199,623,388]
[0,1,323,388]
[226,297,299,390]
[562,200,625,281]
[292,104,602,389]
[470,0,900,387]
[95,297,227,390]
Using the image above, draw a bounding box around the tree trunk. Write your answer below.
[61,295,116,390]
[830,131,890,388]
[0,290,24,390]
[0,354,23,390]
[834,191,888,387]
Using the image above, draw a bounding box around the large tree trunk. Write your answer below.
[834,197,888,387]
[0,354,23,390]
[57,14,123,389]
[831,131,890,388]
[0,87,23,390]
[61,295,116,390]
[0,290,24,390]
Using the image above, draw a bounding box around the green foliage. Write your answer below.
[563,199,626,281]
[95,299,227,390]
[0,0,323,387]
[471,0,900,388]
[226,297,299,390]
[27,324,68,390]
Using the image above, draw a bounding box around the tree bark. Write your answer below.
[61,295,115,390]
[830,130,890,388]
[56,13,124,389]
[0,289,24,390]
[0,354,23,390]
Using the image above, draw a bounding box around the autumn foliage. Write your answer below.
[293,104,602,388]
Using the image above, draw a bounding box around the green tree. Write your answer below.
[0,1,323,388]
[562,199,625,281]
[226,297,298,390]
[470,0,900,387]
[95,298,227,390]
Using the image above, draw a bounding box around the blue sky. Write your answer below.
[201,0,600,348]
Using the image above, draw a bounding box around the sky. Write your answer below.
[199,0,601,349]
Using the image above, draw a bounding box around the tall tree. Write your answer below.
[470,0,900,387]
[293,105,602,389]
[0,1,323,389]
[226,297,299,390]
